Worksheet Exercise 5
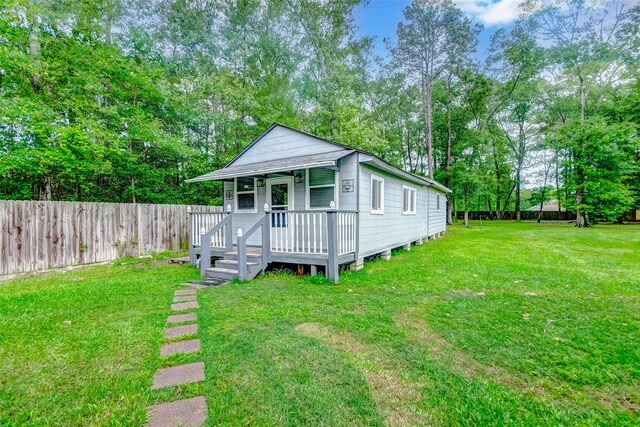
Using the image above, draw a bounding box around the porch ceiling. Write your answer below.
[185,149,354,183]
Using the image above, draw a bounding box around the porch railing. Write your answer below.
[337,211,357,256]
[188,206,233,271]
[189,210,226,247]
[237,213,269,281]
[191,204,359,282]
[270,211,328,254]
[268,210,358,257]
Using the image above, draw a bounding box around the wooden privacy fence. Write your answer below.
[0,200,222,276]
[455,211,577,221]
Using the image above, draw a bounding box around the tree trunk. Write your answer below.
[28,13,41,91]
[105,15,112,45]
[555,148,561,211]
[502,184,515,219]
[423,83,434,179]
[131,175,136,204]
[406,126,414,172]
[491,138,501,218]
[515,166,522,221]
[575,74,589,227]
[39,176,52,201]
[538,152,552,223]
[129,138,137,204]
[537,188,545,223]
[445,86,453,225]
[464,183,471,226]
[515,130,525,221]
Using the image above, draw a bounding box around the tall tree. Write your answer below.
[390,0,480,179]
[526,0,631,226]
[490,27,544,220]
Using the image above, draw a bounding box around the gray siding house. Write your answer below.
[186,123,450,283]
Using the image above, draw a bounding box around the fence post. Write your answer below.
[225,204,233,252]
[237,228,246,281]
[262,203,270,269]
[326,203,339,283]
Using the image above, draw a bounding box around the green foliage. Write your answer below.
[0,0,637,223]
[556,118,638,221]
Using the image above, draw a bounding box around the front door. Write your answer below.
[267,177,293,227]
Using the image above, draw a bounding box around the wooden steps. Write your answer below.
[204,247,263,283]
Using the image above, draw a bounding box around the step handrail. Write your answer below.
[199,206,233,276]
[237,204,270,281]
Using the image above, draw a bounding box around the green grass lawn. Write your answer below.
[1,222,638,426]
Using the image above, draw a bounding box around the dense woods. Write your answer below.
[1,0,638,225]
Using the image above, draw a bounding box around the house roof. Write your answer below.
[359,157,430,188]
[527,200,565,212]
[226,123,357,167]
[185,150,353,183]
[186,122,452,193]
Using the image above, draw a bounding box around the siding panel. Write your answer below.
[428,188,447,235]
[233,126,346,166]
[358,165,430,257]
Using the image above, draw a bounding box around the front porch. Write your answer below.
[185,147,359,283]
[188,206,358,283]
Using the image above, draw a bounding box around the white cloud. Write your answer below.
[454,0,525,26]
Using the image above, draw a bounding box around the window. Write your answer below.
[235,177,256,212]
[436,194,440,211]
[307,168,337,209]
[371,175,384,214]
[403,186,417,215]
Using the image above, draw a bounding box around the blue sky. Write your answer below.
[354,0,520,62]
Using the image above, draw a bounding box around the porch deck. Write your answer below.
[188,207,358,283]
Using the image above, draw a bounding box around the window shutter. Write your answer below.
[309,168,335,186]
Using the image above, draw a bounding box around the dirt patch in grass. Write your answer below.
[449,289,485,297]
[397,308,639,413]
[294,322,431,426]
[396,311,529,390]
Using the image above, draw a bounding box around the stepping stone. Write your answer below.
[165,324,198,339]
[183,282,208,289]
[152,362,205,389]
[173,295,197,302]
[146,395,207,427]
[175,289,196,296]
[161,339,201,356]
[167,313,197,324]
[171,301,199,311]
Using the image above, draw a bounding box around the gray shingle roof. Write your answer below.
[185,150,353,183]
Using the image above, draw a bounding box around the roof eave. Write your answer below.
[185,159,342,183]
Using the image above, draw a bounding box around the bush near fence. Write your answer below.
[455,210,639,222]
[454,211,577,221]
[0,200,221,276]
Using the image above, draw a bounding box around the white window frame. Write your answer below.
[370,174,384,215]
[402,185,417,215]
[436,193,441,211]
[234,177,257,213]
[305,168,339,210]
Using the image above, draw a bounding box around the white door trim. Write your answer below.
[266,176,294,210]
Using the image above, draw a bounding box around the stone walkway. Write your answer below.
[146,285,207,426]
